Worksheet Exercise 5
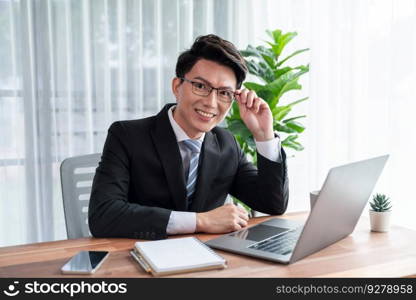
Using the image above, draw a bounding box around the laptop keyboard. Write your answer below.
[248,227,302,255]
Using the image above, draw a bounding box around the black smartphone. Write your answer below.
[61,251,109,274]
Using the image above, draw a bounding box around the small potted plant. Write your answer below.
[369,193,392,232]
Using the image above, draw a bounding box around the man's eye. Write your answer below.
[219,90,232,97]
[194,82,207,90]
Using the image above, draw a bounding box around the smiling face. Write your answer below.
[172,59,237,139]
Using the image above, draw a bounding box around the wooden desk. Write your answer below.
[1,212,416,278]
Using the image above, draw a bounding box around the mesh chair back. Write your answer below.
[60,153,101,239]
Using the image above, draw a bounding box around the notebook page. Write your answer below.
[135,237,225,273]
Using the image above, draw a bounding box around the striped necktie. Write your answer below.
[182,139,203,204]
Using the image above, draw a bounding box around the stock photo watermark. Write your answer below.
[2,280,127,297]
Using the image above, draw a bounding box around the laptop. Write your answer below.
[205,155,389,264]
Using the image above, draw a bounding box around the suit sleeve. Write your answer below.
[229,137,289,215]
[88,122,171,239]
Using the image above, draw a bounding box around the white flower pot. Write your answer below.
[369,210,392,232]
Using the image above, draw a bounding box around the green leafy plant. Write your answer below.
[369,193,392,212]
[226,29,309,164]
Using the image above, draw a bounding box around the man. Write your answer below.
[89,34,289,240]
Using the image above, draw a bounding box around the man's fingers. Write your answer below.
[252,97,261,113]
[240,213,249,221]
[235,205,249,222]
[238,218,248,227]
[239,89,249,104]
[258,99,269,111]
[235,89,265,114]
[246,91,255,108]
[209,203,249,233]
[233,217,248,230]
[237,205,249,215]
[232,223,242,231]
[238,209,249,221]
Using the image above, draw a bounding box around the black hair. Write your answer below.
[175,34,247,89]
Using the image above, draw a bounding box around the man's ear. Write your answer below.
[171,77,182,102]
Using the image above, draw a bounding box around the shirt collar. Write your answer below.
[168,105,205,143]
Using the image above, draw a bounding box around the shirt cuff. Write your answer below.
[166,211,197,234]
[255,136,282,163]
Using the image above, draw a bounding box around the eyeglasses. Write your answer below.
[180,77,235,104]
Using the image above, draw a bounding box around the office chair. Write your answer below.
[60,153,101,239]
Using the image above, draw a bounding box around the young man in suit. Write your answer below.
[88,34,289,240]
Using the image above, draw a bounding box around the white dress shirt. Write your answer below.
[166,106,281,234]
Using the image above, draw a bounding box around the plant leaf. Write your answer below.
[227,119,252,141]
[276,32,298,57]
[276,79,302,103]
[233,29,309,155]
[266,72,307,107]
[256,45,276,69]
[242,45,276,83]
[227,101,240,120]
[240,45,261,58]
[262,54,275,69]
[277,48,310,67]
[246,136,256,148]
[245,60,260,78]
[274,67,293,78]
[266,29,282,43]
[286,97,309,107]
[369,193,392,211]
[243,82,265,93]
[243,82,275,103]
[272,105,292,121]
[283,115,307,123]
[274,122,297,134]
[270,29,282,44]
[285,120,305,133]
[281,134,304,151]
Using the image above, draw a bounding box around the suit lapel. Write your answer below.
[189,131,220,212]
[150,104,187,211]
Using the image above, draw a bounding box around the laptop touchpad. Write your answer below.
[230,225,290,242]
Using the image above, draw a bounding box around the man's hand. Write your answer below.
[196,203,249,233]
[235,89,274,141]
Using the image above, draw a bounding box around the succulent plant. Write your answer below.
[369,193,392,212]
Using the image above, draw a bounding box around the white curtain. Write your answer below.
[0,0,238,246]
[1,0,415,246]
[254,0,416,230]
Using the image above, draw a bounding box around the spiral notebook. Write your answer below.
[130,237,227,276]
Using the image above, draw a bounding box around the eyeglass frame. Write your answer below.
[179,77,236,104]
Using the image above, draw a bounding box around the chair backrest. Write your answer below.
[60,153,101,239]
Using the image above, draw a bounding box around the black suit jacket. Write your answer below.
[89,104,289,240]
